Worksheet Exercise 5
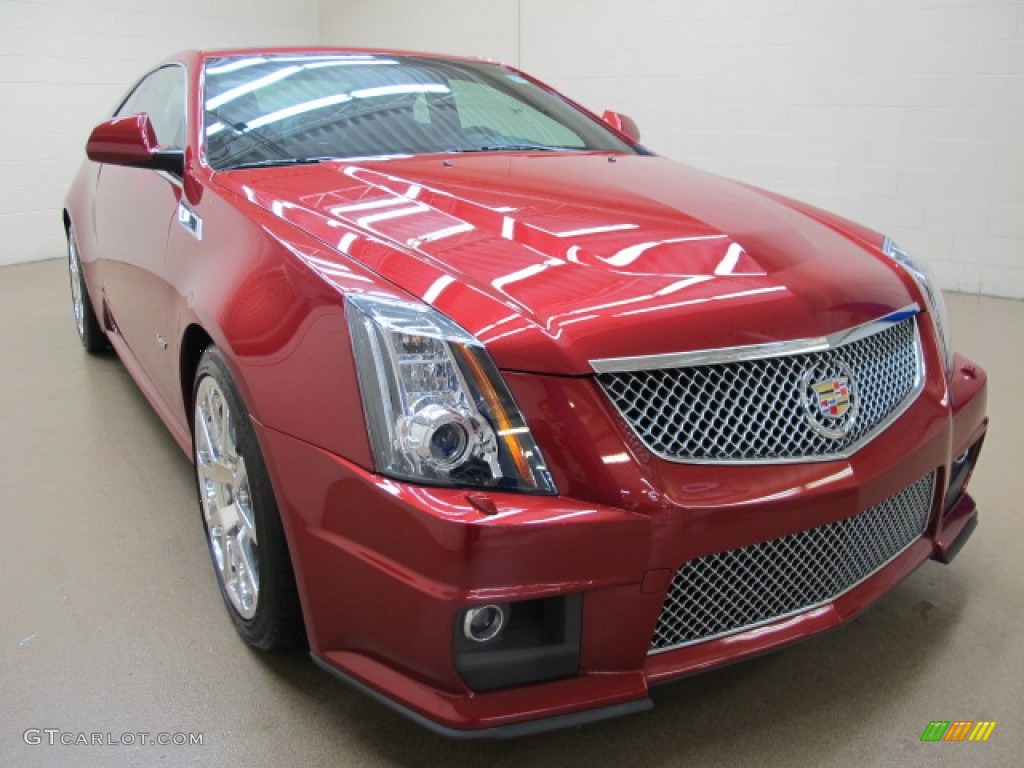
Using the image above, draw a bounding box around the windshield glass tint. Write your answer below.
[203,54,635,169]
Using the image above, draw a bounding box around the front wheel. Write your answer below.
[66,225,108,354]
[192,346,304,651]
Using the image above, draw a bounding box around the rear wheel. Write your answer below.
[192,346,304,650]
[66,225,108,354]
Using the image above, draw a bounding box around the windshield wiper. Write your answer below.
[207,113,295,161]
[221,156,340,171]
[450,143,565,153]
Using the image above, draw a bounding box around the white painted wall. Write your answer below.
[0,0,319,267]
[318,0,520,64]
[320,0,1024,299]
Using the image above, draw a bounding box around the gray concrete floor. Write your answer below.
[1,257,1022,767]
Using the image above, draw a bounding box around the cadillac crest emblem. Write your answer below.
[812,377,852,418]
[801,362,858,439]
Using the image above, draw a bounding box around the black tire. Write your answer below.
[66,225,109,354]
[191,346,305,651]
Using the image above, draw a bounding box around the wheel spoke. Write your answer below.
[220,499,242,535]
[195,402,215,459]
[206,388,221,453]
[219,405,234,460]
[201,480,222,526]
[209,524,228,579]
[235,530,259,609]
[207,456,236,488]
[235,471,255,535]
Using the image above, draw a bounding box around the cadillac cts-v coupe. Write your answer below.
[64,47,987,737]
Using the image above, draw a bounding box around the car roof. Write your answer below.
[164,46,502,68]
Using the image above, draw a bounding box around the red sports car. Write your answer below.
[64,47,988,737]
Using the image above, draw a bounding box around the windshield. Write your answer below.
[202,53,636,169]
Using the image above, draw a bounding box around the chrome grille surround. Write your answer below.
[593,308,924,463]
[649,472,935,654]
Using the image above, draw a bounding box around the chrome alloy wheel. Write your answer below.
[67,234,85,340]
[194,376,259,619]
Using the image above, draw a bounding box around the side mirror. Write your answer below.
[601,110,641,143]
[86,113,183,175]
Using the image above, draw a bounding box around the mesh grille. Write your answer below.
[650,473,935,653]
[597,318,921,462]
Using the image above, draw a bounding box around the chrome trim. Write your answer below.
[589,304,921,374]
[157,171,184,188]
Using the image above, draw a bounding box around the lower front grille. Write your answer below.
[650,473,935,653]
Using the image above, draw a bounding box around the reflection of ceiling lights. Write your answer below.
[270,55,381,64]
[205,59,405,111]
[206,54,394,76]
[245,93,354,130]
[305,58,398,69]
[206,57,268,75]
[205,67,447,135]
[551,223,638,238]
[205,66,301,109]
[350,83,450,99]
[603,234,727,268]
[617,285,787,319]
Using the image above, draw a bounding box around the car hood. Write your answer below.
[214,153,914,374]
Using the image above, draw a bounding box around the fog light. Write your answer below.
[944,439,983,514]
[454,594,582,691]
[463,604,506,643]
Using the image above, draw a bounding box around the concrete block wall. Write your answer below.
[0,0,319,267]
[321,0,1024,299]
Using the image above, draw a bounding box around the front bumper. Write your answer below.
[254,354,987,736]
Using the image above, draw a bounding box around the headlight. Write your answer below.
[882,238,954,375]
[345,294,556,494]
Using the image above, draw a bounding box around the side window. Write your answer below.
[117,65,186,150]
[449,78,584,148]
